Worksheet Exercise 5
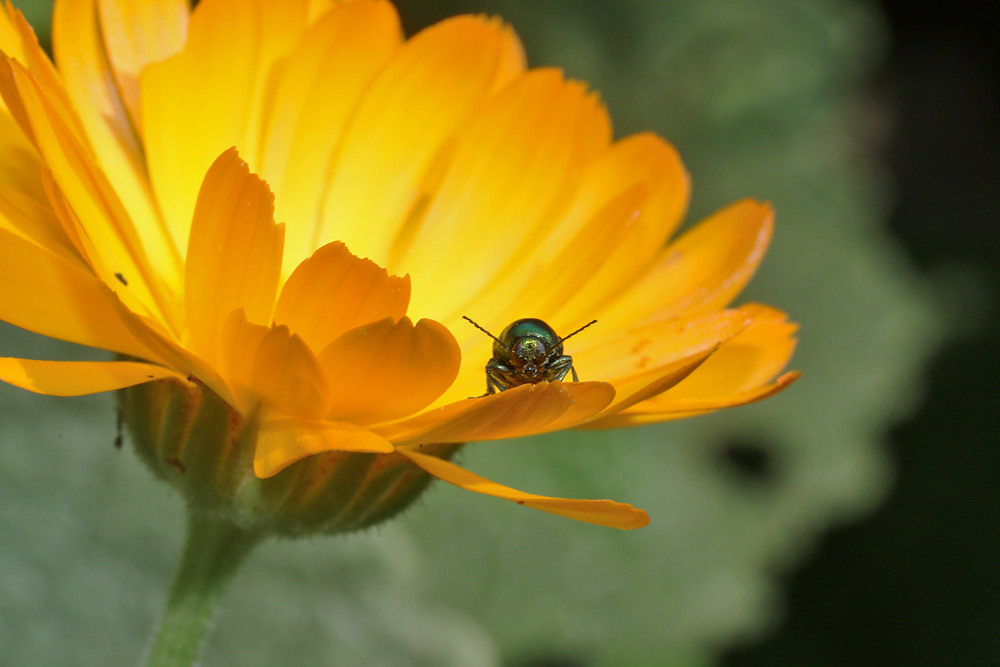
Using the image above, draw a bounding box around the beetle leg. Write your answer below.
[547,355,577,383]
[471,360,518,398]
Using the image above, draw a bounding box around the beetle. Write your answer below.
[462,316,597,397]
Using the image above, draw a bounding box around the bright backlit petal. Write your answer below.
[185,148,284,365]
[258,0,402,270]
[273,241,410,354]
[400,448,649,529]
[316,15,524,265]
[0,183,77,259]
[53,0,182,292]
[254,418,393,478]
[0,56,171,324]
[599,199,774,330]
[399,68,611,321]
[0,357,187,396]
[251,325,328,420]
[317,316,460,425]
[552,133,691,329]
[96,0,189,132]
[0,226,155,359]
[142,0,309,252]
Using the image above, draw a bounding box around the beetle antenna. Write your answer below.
[462,316,512,352]
[552,319,598,349]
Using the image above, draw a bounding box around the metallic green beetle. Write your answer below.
[463,316,597,397]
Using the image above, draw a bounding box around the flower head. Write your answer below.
[0,0,798,530]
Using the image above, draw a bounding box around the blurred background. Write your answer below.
[0,0,995,665]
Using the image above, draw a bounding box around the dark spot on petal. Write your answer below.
[114,272,128,285]
[635,356,651,370]
[164,457,187,474]
[631,338,652,354]
[517,500,525,505]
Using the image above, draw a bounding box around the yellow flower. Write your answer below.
[0,0,798,530]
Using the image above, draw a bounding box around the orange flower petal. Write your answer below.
[95,0,189,133]
[142,0,309,252]
[254,418,394,478]
[185,148,284,365]
[0,225,153,359]
[376,381,596,446]
[399,68,611,321]
[316,14,524,265]
[591,345,718,421]
[586,371,802,429]
[572,309,753,384]
[251,325,327,420]
[599,199,774,330]
[552,133,691,330]
[317,316,460,426]
[0,357,187,396]
[0,183,76,260]
[257,0,403,270]
[0,56,172,323]
[399,448,649,529]
[218,307,270,414]
[53,0,182,292]
[273,241,410,354]
[658,304,798,400]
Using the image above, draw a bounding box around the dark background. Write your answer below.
[725,1,1000,665]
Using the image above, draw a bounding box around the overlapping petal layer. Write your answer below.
[0,0,798,529]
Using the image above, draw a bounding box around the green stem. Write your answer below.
[143,512,263,667]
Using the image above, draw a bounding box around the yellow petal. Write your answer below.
[317,316,460,426]
[0,56,173,325]
[257,0,402,270]
[53,0,182,292]
[0,106,45,202]
[273,241,409,354]
[571,309,753,385]
[185,148,284,365]
[599,199,773,330]
[0,4,27,65]
[399,448,649,529]
[251,325,327,420]
[0,183,77,260]
[586,371,802,429]
[377,381,576,446]
[254,418,393,478]
[591,345,718,421]
[0,357,187,396]
[399,68,611,321]
[316,14,524,265]
[96,0,189,133]
[142,0,308,252]
[0,225,154,359]
[551,133,691,329]
[218,307,270,414]
[658,304,798,400]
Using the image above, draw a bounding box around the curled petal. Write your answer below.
[599,199,773,329]
[0,358,187,396]
[572,309,753,385]
[254,418,393,478]
[399,448,649,529]
[251,325,327,420]
[377,381,611,447]
[185,148,284,365]
[318,316,460,426]
[273,241,410,354]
